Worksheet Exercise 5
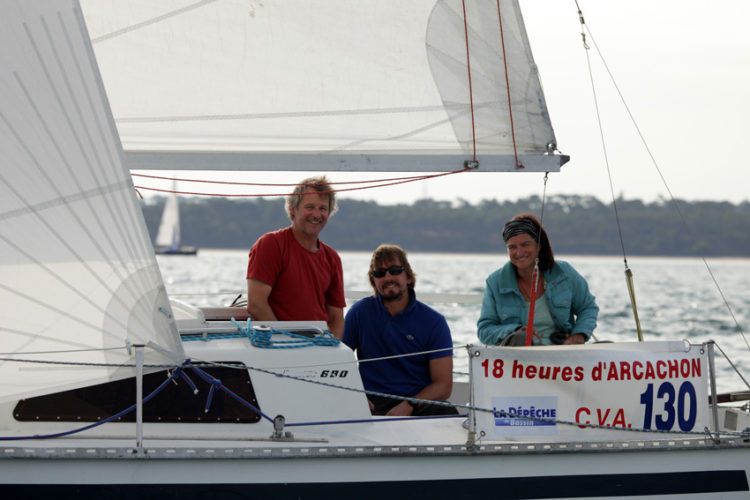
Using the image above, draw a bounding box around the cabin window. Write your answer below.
[13,364,261,423]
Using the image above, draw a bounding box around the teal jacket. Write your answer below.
[477,260,599,345]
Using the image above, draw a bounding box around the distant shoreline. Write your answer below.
[142,195,750,258]
[164,248,750,260]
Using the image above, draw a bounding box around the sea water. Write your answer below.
[157,250,750,393]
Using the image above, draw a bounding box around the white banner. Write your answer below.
[471,341,709,442]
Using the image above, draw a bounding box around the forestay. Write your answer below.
[0,1,183,403]
[81,0,566,172]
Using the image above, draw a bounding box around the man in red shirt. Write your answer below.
[246,176,345,338]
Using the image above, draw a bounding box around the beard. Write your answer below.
[380,282,405,302]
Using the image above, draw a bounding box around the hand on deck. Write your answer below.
[386,400,414,417]
[563,333,586,345]
[516,325,541,344]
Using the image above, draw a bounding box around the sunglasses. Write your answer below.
[370,265,405,278]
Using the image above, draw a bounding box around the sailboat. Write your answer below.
[154,189,198,255]
[1,1,748,498]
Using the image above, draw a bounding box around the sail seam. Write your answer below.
[0,180,131,222]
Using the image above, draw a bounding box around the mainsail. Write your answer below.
[82,0,565,172]
[0,1,183,403]
[0,0,562,402]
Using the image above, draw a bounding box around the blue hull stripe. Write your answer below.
[3,470,748,499]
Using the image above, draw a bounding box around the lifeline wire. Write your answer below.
[0,352,747,439]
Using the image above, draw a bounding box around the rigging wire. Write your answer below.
[524,173,549,346]
[575,1,642,341]
[575,1,746,350]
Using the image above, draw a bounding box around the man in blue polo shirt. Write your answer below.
[343,244,457,416]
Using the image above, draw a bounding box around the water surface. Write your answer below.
[158,250,750,393]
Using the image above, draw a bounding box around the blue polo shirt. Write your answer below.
[343,289,453,397]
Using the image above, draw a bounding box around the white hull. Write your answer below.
[1,311,748,498]
[1,443,748,498]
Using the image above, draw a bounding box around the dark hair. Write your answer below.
[503,213,555,271]
[285,175,337,220]
[368,244,416,295]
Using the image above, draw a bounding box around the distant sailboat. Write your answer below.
[154,190,197,255]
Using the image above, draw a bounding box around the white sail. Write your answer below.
[0,1,184,403]
[81,0,565,172]
[155,192,180,251]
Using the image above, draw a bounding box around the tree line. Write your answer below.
[141,195,750,257]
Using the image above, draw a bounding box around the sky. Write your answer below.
[135,0,750,206]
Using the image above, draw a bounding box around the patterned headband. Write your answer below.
[502,218,539,243]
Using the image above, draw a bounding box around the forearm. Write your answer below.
[326,305,344,340]
[412,379,452,403]
[569,269,599,338]
[478,317,520,345]
[247,278,277,321]
[477,286,520,345]
[247,300,277,321]
[417,356,453,403]
[386,379,454,417]
[328,317,344,340]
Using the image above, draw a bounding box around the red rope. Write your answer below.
[131,172,429,186]
[133,167,474,198]
[496,0,523,169]
[461,0,478,162]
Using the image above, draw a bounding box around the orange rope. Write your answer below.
[525,262,540,346]
[495,0,523,168]
[461,0,478,162]
[133,167,474,198]
[131,172,428,186]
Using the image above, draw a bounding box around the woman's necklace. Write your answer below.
[519,275,544,302]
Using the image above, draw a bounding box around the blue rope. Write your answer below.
[230,318,340,349]
[181,331,247,341]
[0,363,187,441]
[186,364,461,427]
[187,365,275,423]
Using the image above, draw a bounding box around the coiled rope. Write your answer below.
[230,318,340,349]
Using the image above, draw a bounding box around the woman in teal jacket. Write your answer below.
[477,214,598,346]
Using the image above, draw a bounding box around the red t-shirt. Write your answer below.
[246,227,345,322]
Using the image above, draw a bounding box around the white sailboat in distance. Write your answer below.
[154,187,197,256]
